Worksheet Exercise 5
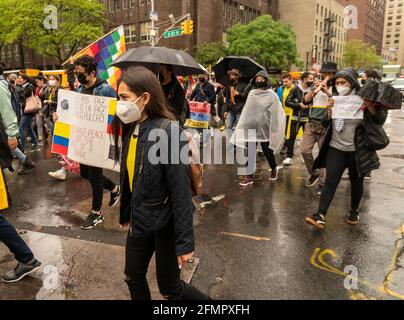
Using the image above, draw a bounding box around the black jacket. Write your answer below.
[16,83,34,113]
[162,78,186,120]
[0,114,12,170]
[224,81,249,114]
[285,85,310,120]
[313,108,388,177]
[119,117,195,256]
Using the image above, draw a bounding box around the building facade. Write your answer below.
[0,0,279,70]
[382,0,404,65]
[337,0,386,55]
[279,0,347,70]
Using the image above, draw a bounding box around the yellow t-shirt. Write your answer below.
[127,134,138,192]
[282,86,294,108]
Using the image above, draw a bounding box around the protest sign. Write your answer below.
[184,101,211,129]
[332,95,364,120]
[51,90,120,172]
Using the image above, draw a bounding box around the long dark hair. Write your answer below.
[112,66,176,161]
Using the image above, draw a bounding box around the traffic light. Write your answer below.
[188,19,194,35]
[181,21,187,35]
[181,19,194,35]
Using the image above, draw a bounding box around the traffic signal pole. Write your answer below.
[154,13,192,46]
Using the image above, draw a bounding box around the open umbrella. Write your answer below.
[111,46,206,76]
[359,79,403,110]
[213,56,266,86]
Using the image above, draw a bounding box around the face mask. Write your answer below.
[48,80,57,87]
[361,79,366,85]
[255,82,267,88]
[77,73,89,85]
[336,85,350,96]
[116,95,145,124]
[199,78,206,83]
[306,81,314,87]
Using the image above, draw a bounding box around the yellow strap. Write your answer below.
[311,106,328,109]
[127,135,138,192]
[0,169,9,210]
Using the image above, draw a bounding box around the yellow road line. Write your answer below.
[219,232,271,241]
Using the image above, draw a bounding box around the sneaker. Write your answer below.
[306,174,319,187]
[81,212,104,230]
[316,185,323,196]
[48,169,67,181]
[239,176,254,187]
[2,259,41,283]
[269,168,278,181]
[282,157,294,166]
[364,173,371,181]
[18,160,36,176]
[30,145,41,152]
[109,186,121,208]
[304,214,326,230]
[346,210,360,225]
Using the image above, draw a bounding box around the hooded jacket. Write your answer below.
[77,78,117,98]
[285,81,311,121]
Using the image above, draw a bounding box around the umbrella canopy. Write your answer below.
[213,56,266,86]
[111,46,206,76]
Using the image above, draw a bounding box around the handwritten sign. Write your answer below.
[332,96,364,120]
[51,90,120,172]
[184,101,211,129]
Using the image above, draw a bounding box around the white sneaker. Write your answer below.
[282,158,294,166]
[48,169,67,181]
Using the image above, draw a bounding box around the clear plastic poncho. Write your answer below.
[230,89,286,153]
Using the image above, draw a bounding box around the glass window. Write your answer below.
[124,24,137,44]
[140,21,151,42]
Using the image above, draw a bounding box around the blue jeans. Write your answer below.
[0,214,34,264]
[19,114,38,150]
[11,147,27,164]
[226,111,240,130]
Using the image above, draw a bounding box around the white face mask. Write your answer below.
[116,95,145,124]
[48,80,57,87]
[336,85,351,96]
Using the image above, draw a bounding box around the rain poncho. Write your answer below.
[230,88,286,153]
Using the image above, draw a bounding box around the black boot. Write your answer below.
[18,159,36,176]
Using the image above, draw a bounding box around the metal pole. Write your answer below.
[151,0,156,46]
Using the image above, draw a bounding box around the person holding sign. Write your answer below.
[112,66,209,300]
[305,68,388,230]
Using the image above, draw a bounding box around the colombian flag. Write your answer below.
[51,122,71,156]
[107,99,117,134]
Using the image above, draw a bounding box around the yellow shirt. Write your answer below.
[127,134,138,192]
[282,86,294,108]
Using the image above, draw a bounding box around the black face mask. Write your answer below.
[361,79,366,85]
[255,82,267,89]
[77,73,89,85]
[306,81,314,87]
[199,78,206,83]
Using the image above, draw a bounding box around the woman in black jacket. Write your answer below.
[112,66,209,300]
[305,68,388,230]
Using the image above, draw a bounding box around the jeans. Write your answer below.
[286,120,307,158]
[226,111,240,130]
[246,142,277,177]
[19,114,38,150]
[125,220,209,300]
[12,147,27,164]
[35,113,44,140]
[80,164,116,212]
[301,122,326,185]
[0,214,34,264]
[318,147,364,216]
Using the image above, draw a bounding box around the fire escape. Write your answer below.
[323,13,336,63]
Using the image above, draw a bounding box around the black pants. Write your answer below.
[318,147,364,216]
[286,120,306,158]
[79,164,116,212]
[247,142,277,177]
[125,220,209,300]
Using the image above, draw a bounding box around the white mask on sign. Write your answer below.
[116,95,145,124]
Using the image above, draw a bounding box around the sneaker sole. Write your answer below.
[48,174,67,181]
[2,265,41,283]
[306,177,319,187]
[109,194,121,208]
[239,182,254,187]
[304,217,325,230]
[346,219,359,225]
[81,219,104,230]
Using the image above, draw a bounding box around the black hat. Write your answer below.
[320,61,338,73]
[333,68,361,91]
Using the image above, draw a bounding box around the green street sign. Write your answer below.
[163,28,183,39]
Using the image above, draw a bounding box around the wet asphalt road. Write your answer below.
[2,108,404,300]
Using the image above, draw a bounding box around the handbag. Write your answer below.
[24,94,42,114]
[363,115,390,151]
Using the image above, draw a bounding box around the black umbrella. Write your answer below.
[213,56,266,86]
[359,79,403,110]
[111,46,206,76]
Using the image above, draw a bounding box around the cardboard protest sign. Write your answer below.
[51,90,120,172]
[332,95,364,120]
[184,101,211,129]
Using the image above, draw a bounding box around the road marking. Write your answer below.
[219,232,271,241]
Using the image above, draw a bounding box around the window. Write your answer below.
[130,0,135,7]
[139,0,145,6]
[315,35,318,44]
[124,24,136,44]
[394,40,400,44]
[116,0,121,11]
[140,21,151,42]
[123,0,128,9]
[109,0,114,12]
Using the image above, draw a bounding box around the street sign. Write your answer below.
[150,11,158,21]
[163,28,183,39]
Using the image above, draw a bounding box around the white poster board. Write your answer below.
[332,95,364,120]
[51,90,120,172]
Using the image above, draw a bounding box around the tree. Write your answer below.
[343,40,382,70]
[227,15,302,70]
[195,42,228,67]
[0,0,106,65]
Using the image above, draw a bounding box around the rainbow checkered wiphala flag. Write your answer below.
[72,26,126,90]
